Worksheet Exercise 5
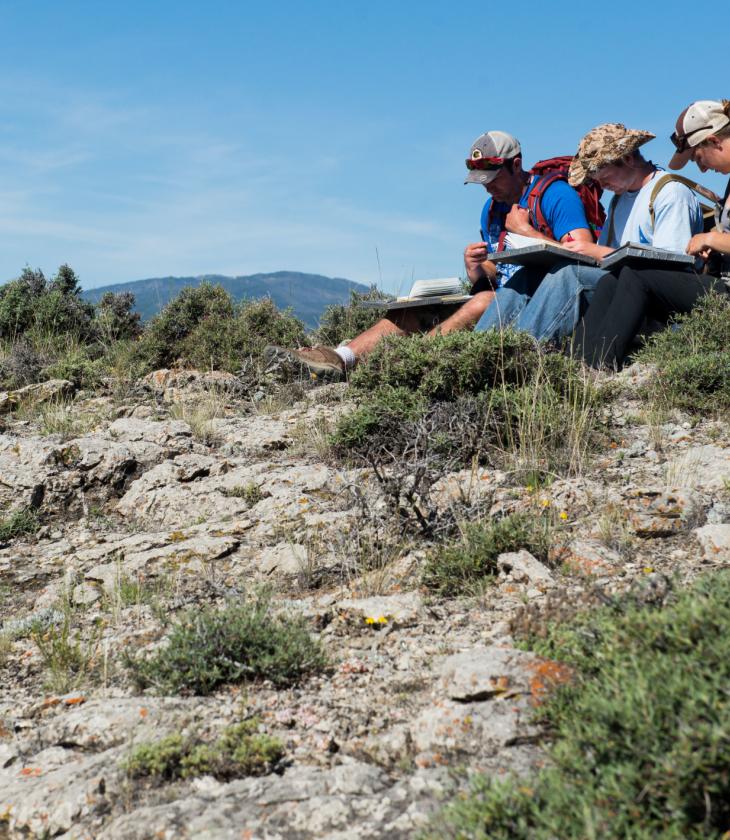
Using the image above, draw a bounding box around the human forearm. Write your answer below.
[466,260,498,286]
[707,230,730,255]
[560,241,614,260]
[686,231,730,259]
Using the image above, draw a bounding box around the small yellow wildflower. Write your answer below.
[541,499,550,508]
[560,511,568,521]
[643,566,654,574]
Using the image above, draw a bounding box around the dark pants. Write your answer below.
[572,266,728,369]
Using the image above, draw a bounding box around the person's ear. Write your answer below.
[512,156,523,174]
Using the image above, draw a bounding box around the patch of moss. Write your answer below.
[122,719,284,782]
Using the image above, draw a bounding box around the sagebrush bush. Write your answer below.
[0,266,95,341]
[94,291,142,344]
[425,571,730,839]
[315,286,393,347]
[421,513,550,596]
[0,264,146,391]
[126,591,327,695]
[122,719,283,782]
[349,330,538,402]
[134,284,307,373]
[334,331,602,480]
[636,291,730,412]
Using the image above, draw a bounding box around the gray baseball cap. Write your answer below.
[464,131,522,185]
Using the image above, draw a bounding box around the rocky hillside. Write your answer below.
[0,349,729,837]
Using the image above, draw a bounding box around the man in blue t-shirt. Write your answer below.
[264,130,592,382]
[464,130,593,332]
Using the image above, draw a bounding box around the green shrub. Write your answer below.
[122,719,283,782]
[0,265,94,341]
[349,330,537,403]
[41,344,106,389]
[134,284,307,373]
[134,283,236,371]
[235,297,306,359]
[0,507,39,542]
[315,286,393,347]
[636,291,730,412]
[422,513,549,596]
[425,571,730,839]
[331,386,427,453]
[334,331,602,480]
[126,591,327,695]
[93,292,142,343]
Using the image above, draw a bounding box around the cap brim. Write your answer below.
[464,168,500,186]
[669,148,692,170]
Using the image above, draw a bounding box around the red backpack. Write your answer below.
[527,156,606,242]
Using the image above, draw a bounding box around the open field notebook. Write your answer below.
[487,243,599,268]
[489,240,696,271]
[360,276,470,310]
[599,243,695,271]
[401,277,464,299]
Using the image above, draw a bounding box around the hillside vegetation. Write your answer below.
[1,264,729,838]
[80,270,372,328]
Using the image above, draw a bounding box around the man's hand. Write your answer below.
[560,240,614,260]
[686,232,714,261]
[463,242,496,284]
[504,205,534,236]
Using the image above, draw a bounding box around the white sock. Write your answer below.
[335,345,357,369]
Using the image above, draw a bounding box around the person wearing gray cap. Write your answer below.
[572,100,730,370]
[463,130,594,293]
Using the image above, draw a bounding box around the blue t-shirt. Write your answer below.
[479,175,589,285]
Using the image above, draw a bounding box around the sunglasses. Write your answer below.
[670,125,709,153]
[465,156,505,171]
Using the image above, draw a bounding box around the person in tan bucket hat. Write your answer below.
[491,122,703,344]
[567,123,656,188]
[572,98,730,370]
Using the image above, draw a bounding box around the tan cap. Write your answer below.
[568,123,655,186]
[669,100,730,170]
[464,131,521,185]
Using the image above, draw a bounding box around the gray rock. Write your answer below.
[258,542,308,575]
[439,645,543,702]
[665,445,730,492]
[694,524,730,561]
[0,379,74,415]
[627,488,704,537]
[497,550,554,586]
[337,592,424,628]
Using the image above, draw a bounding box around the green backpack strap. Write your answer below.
[648,173,722,233]
[606,194,620,246]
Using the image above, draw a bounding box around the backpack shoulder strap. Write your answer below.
[526,172,562,239]
[648,173,722,229]
[606,194,620,247]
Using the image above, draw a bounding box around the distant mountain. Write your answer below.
[82,271,370,329]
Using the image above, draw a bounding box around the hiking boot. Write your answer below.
[263,345,346,383]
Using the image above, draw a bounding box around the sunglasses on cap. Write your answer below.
[465,156,505,171]
[670,125,709,153]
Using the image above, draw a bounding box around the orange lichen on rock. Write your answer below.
[526,658,573,705]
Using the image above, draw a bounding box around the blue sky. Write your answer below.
[0,0,726,294]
